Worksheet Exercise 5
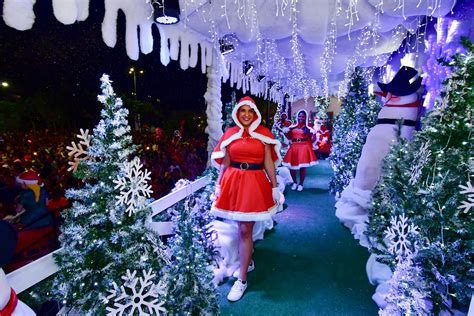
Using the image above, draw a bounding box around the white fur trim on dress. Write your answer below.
[281,161,318,170]
[212,100,282,168]
[211,203,279,222]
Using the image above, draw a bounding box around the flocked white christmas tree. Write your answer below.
[50,74,169,315]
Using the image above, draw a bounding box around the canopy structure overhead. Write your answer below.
[185,0,456,98]
[2,0,457,101]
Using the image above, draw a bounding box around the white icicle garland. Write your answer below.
[52,0,89,25]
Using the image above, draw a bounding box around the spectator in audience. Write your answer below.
[14,170,53,229]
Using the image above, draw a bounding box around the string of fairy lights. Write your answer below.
[177,0,447,102]
[320,0,341,100]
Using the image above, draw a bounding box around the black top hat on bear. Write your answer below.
[378,66,422,96]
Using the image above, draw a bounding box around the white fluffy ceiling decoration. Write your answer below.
[2,0,457,101]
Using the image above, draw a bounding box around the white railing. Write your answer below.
[6,176,211,294]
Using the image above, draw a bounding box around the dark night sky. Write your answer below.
[0,0,232,114]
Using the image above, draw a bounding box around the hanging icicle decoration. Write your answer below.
[276,0,290,16]
[320,0,341,99]
[345,0,360,39]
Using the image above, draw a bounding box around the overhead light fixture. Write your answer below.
[243,61,254,76]
[257,75,266,82]
[151,0,180,25]
[219,39,234,55]
[219,34,237,56]
[219,41,235,55]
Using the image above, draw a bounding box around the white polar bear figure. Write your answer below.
[334,66,422,307]
[0,220,36,315]
[335,66,421,246]
[0,269,36,316]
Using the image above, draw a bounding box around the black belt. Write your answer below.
[292,138,309,142]
[376,118,417,127]
[230,161,264,170]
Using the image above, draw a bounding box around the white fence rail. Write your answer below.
[6,176,210,294]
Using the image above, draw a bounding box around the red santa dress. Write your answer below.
[211,97,282,222]
[282,110,318,170]
[316,125,331,154]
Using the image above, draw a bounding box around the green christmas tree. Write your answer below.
[164,168,219,314]
[223,91,237,130]
[164,199,219,314]
[51,74,169,314]
[314,96,330,121]
[329,68,381,194]
[367,38,473,313]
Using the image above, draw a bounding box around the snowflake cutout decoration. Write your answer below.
[106,269,167,316]
[409,141,431,185]
[384,213,419,262]
[458,181,474,213]
[114,157,153,216]
[66,129,92,172]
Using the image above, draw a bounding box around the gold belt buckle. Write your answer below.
[240,162,249,170]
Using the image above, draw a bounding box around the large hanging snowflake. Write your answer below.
[384,213,419,262]
[114,157,153,216]
[106,269,167,315]
[66,128,92,172]
[458,181,474,213]
[408,141,431,185]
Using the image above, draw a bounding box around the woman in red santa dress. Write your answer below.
[313,118,331,159]
[280,110,318,191]
[211,96,281,302]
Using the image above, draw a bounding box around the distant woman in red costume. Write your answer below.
[211,96,281,302]
[280,110,318,191]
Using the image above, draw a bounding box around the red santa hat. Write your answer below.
[16,170,42,185]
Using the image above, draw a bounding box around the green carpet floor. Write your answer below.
[216,160,378,315]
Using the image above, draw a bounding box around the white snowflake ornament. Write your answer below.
[114,157,153,216]
[384,213,419,262]
[66,128,92,172]
[106,269,167,315]
[458,181,474,213]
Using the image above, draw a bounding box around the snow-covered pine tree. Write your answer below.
[52,74,169,314]
[223,91,237,130]
[164,191,219,314]
[314,96,330,121]
[329,68,381,195]
[367,38,473,313]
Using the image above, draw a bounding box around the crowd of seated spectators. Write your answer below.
[0,127,208,270]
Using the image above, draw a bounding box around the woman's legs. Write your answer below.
[290,169,297,184]
[299,168,307,185]
[238,221,255,281]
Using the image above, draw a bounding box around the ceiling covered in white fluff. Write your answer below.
[2,0,457,100]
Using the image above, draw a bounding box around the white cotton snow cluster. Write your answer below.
[52,0,89,25]
[3,0,36,31]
